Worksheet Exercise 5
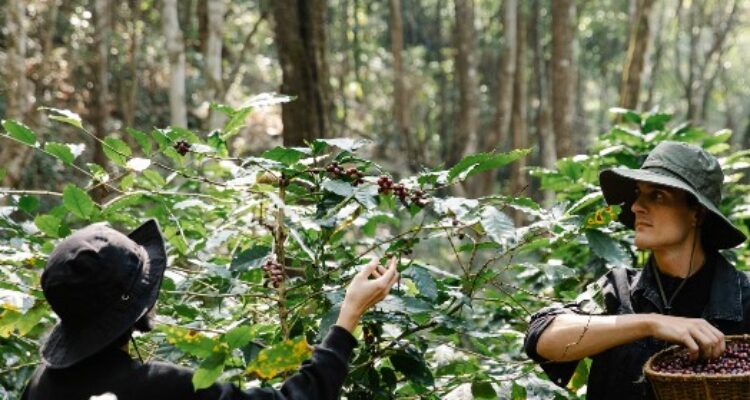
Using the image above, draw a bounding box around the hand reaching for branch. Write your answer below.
[335,257,399,333]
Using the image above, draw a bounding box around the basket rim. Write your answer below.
[644,334,750,379]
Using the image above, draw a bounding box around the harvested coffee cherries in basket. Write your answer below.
[651,341,750,375]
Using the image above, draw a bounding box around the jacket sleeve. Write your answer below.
[204,325,358,400]
[523,269,624,388]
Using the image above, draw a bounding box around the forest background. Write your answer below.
[1,0,750,399]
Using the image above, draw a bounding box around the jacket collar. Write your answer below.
[631,252,743,322]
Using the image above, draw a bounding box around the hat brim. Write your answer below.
[600,168,746,249]
[41,219,167,369]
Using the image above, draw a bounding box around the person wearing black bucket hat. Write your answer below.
[523,141,750,399]
[22,219,399,400]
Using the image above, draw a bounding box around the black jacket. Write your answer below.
[22,326,357,400]
[524,252,750,399]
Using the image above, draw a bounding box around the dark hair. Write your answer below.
[103,310,154,352]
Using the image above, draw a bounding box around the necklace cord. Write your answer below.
[653,229,698,314]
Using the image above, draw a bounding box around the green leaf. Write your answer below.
[471,380,497,400]
[246,336,313,379]
[642,112,672,133]
[2,120,37,146]
[44,142,75,165]
[41,107,83,129]
[230,246,271,272]
[126,127,152,154]
[568,359,590,391]
[219,105,253,140]
[511,382,527,399]
[312,138,371,152]
[63,184,95,219]
[321,179,354,197]
[35,214,61,237]
[18,196,39,213]
[447,149,530,182]
[161,326,215,358]
[404,265,438,300]
[389,348,434,386]
[261,147,308,165]
[480,206,515,246]
[585,229,630,267]
[192,351,227,390]
[609,107,641,124]
[103,138,133,167]
[224,326,254,349]
[0,168,5,182]
[87,163,110,183]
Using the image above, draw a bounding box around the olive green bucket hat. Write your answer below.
[599,141,746,249]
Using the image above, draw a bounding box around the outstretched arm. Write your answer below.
[537,313,725,362]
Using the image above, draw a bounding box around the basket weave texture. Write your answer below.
[644,335,750,400]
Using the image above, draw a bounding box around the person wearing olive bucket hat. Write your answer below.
[523,141,750,399]
[22,219,399,400]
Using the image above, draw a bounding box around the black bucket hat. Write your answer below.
[40,219,167,369]
[599,141,746,249]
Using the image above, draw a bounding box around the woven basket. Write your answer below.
[644,335,750,400]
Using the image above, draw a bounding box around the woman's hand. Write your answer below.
[647,314,725,360]
[335,257,399,333]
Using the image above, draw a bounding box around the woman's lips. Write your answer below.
[635,221,652,228]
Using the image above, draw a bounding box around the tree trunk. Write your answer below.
[205,0,226,130]
[530,0,556,206]
[92,0,111,170]
[449,0,479,169]
[162,0,188,127]
[551,0,575,158]
[273,0,332,147]
[124,0,140,128]
[618,0,655,110]
[510,3,527,224]
[491,0,517,154]
[389,0,418,171]
[643,0,667,111]
[0,0,33,187]
[470,0,517,196]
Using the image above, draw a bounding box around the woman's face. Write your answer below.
[630,182,700,251]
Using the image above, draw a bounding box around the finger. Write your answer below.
[698,325,724,358]
[680,333,701,361]
[359,257,379,277]
[707,323,725,355]
[374,257,396,283]
[690,329,714,360]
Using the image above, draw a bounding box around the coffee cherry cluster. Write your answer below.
[377,176,429,208]
[376,175,394,194]
[326,162,365,186]
[173,139,191,156]
[652,342,750,375]
[262,259,284,288]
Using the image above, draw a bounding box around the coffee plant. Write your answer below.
[1,100,749,399]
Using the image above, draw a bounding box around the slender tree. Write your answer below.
[162,0,188,127]
[618,0,656,110]
[471,0,516,196]
[530,0,555,206]
[92,0,112,171]
[205,0,226,130]
[510,2,528,223]
[0,0,33,187]
[273,0,332,146]
[389,0,418,170]
[551,0,575,158]
[449,0,479,168]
